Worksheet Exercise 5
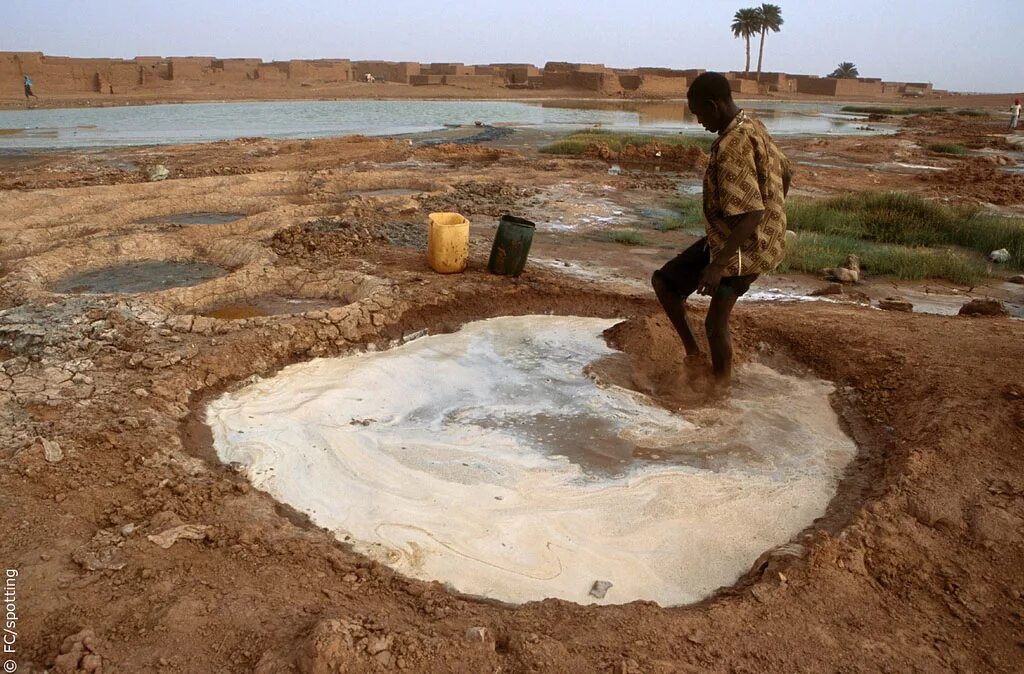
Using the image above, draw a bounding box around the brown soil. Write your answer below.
[2,120,1024,673]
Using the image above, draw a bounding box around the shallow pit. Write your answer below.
[207,315,857,606]
[52,261,227,294]
[137,212,246,226]
[199,297,344,320]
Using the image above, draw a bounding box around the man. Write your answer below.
[1010,97,1021,131]
[652,71,791,393]
[23,75,38,100]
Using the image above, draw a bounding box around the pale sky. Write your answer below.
[2,0,1020,92]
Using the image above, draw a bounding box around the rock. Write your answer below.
[589,580,613,599]
[464,626,494,646]
[148,165,170,182]
[297,619,361,674]
[41,437,63,463]
[55,629,101,673]
[907,493,962,530]
[72,529,127,571]
[784,229,798,245]
[821,254,861,284]
[365,635,392,656]
[878,296,913,312]
[969,506,1024,547]
[988,248,1010,263]
[1008,274,1024,284]
[147,524,210,549]
[959,298,1009,317]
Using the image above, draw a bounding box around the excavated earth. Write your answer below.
[1,127,1023,673]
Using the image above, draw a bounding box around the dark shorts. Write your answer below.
[655,237,758,298]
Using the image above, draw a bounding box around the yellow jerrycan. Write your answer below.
[427,212,470,274]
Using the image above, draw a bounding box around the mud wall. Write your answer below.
[288,59,352,83]
[634,75,687,96]
[424,63,473,76]
[441,74,505,89]
[797,77,885,97]
[728,78,760,95]
[352,61,420,84]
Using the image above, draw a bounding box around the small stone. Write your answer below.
[988,248,1010,263]
[1008,274,1024,284]
[464,626,492,644]
[133,388,149,398]
[343,573,358,583]
[148,165,170,182]
[41,438,64,463]
[81,653,103,672]
[589,580,613,599]
[878,296,913,312]
[147,524,210,549]
[366,636,392,655]
[373,650,393,668]
[120,523,136,536]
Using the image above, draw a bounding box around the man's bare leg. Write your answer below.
[705,291,740,390]
[652,270,700,357]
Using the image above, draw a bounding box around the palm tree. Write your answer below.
[829,62,860,79]
[755,3,784,82]
[731,8,761,75]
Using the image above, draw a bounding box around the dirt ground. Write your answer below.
[1,111,1023,673]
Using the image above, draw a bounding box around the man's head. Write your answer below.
[687,72,737,134]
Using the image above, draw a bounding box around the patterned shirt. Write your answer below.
[703,111,789,277]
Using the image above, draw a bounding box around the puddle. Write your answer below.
[138,212,246,226]
[53,261,227,294]
[200,297,342,320]
[208,315,856,606]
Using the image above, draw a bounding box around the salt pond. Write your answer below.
[0,99,885,150]
[207,315,857,606]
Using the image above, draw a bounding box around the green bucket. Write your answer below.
[488,215,536,277]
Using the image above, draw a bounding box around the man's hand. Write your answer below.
[697,261,726,296]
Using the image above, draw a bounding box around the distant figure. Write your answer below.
[1010,97,1021,131]
[652,72,792,393]
[23,75,38,100]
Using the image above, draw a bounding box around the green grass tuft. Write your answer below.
[786,192,1024,265]
[926,143,970,155]
[779,233,987,285]
[537,139,591,155]
[606,229,650,246]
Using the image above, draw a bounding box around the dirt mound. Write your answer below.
[586,142,708,172]
[416,179,538,217]
[920,159,1024,205]
[415,143,517,163]
[586,313,729,410]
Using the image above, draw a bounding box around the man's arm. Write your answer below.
[697,210,764,296]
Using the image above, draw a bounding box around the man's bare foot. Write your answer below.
[707,375,732,401]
